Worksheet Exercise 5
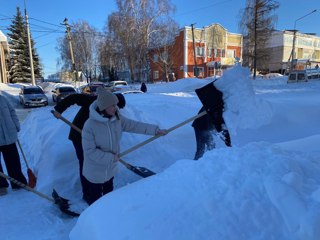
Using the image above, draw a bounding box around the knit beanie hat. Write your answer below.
[96,86,119,111]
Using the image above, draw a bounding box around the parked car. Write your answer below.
[52,86,76,103]
[19,86,48,108]
[79,82,106,96]
[287,68,320,83]
[112,85,144,94]
[105,80,129,92]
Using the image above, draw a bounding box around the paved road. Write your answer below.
[1,86,54,123]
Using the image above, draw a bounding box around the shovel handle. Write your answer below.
[51,110,82,134]
[119,111,207,157]
[0,171,54,203]
[17,139,29,169]
[52,110,207,158]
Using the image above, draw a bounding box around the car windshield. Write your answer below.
[59,87,75,93]
[23,88,43,94]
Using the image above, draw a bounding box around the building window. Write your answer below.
[193,67,204,77]
[153,71,159,80]
[226,49,235,58]
[214,49,218,57]
[221,49,225,57]
[153,54,158,63]
[208,67,214,77]
[196,47,204,56]
[208,48,212,57]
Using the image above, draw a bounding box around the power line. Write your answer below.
[29,17,65,29]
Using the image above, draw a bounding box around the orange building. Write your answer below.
[149,23,242,81]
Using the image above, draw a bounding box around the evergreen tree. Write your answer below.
[7,7,42,83]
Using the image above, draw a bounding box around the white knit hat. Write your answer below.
[96,87,119,111]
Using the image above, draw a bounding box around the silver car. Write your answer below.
[19,86,48,108]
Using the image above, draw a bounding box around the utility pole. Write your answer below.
[24,0,35,86]
[290,9,317,72]
[63,18,78,84]
[191,23,198,77]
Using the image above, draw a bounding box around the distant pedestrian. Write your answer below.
[53,92,126,200]
[140,82,147,93]
[0,94,27,196]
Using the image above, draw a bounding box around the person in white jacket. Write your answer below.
[0,94,27,196]
[82,87,167,205]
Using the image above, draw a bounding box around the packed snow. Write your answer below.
[0,66,320,240]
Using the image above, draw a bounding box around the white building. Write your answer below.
[0,30,9,83]
[266,30,320,74]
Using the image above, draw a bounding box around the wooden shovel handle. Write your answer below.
[52,110,207,158]
[51,110,82,134]
[0,171,54,202]
[17,139,29,169]
[119,111,207,157]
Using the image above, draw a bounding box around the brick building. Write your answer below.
[149,23,242,81]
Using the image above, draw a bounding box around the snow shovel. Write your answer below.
[17,139,37,188]
[0,171,80,217]
[117,82,232,156]
[51,110,156,178]
[195,82,232,147]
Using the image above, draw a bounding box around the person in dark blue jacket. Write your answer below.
[53,92,125,199]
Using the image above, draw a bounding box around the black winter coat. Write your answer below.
[54,93,125,142]
[192,107,215,131]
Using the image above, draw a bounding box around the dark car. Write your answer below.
[52,86,76,103]
[79,82,106,96]
[19,86,48,108]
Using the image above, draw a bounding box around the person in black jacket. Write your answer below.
[140,82,147,93]
[192,106,231,160]
[52,92,125,199]
[192,107,215,160]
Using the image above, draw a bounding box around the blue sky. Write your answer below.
[1,0,319,78]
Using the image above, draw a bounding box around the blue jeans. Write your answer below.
[194,129,215,160]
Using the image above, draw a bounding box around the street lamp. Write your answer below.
[290,9,317,72]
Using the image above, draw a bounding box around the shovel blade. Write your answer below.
[131,166,156,178]
[195,82,225,132]
[27,168,37,188]
[52,189,80,217]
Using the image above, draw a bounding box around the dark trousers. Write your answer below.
[83,177,114,205]
[72,139,87,198]
[194,129,215,160]
[0,143,27,189]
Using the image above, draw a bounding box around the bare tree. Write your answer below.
[149,19,179,82]
[105,0,176,82]
[239,0,279,78]
[57,20,101,82]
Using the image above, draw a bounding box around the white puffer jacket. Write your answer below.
[82,100,159,183]
[0,94,20,146]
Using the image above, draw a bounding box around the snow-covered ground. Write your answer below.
[1,66,320,239]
